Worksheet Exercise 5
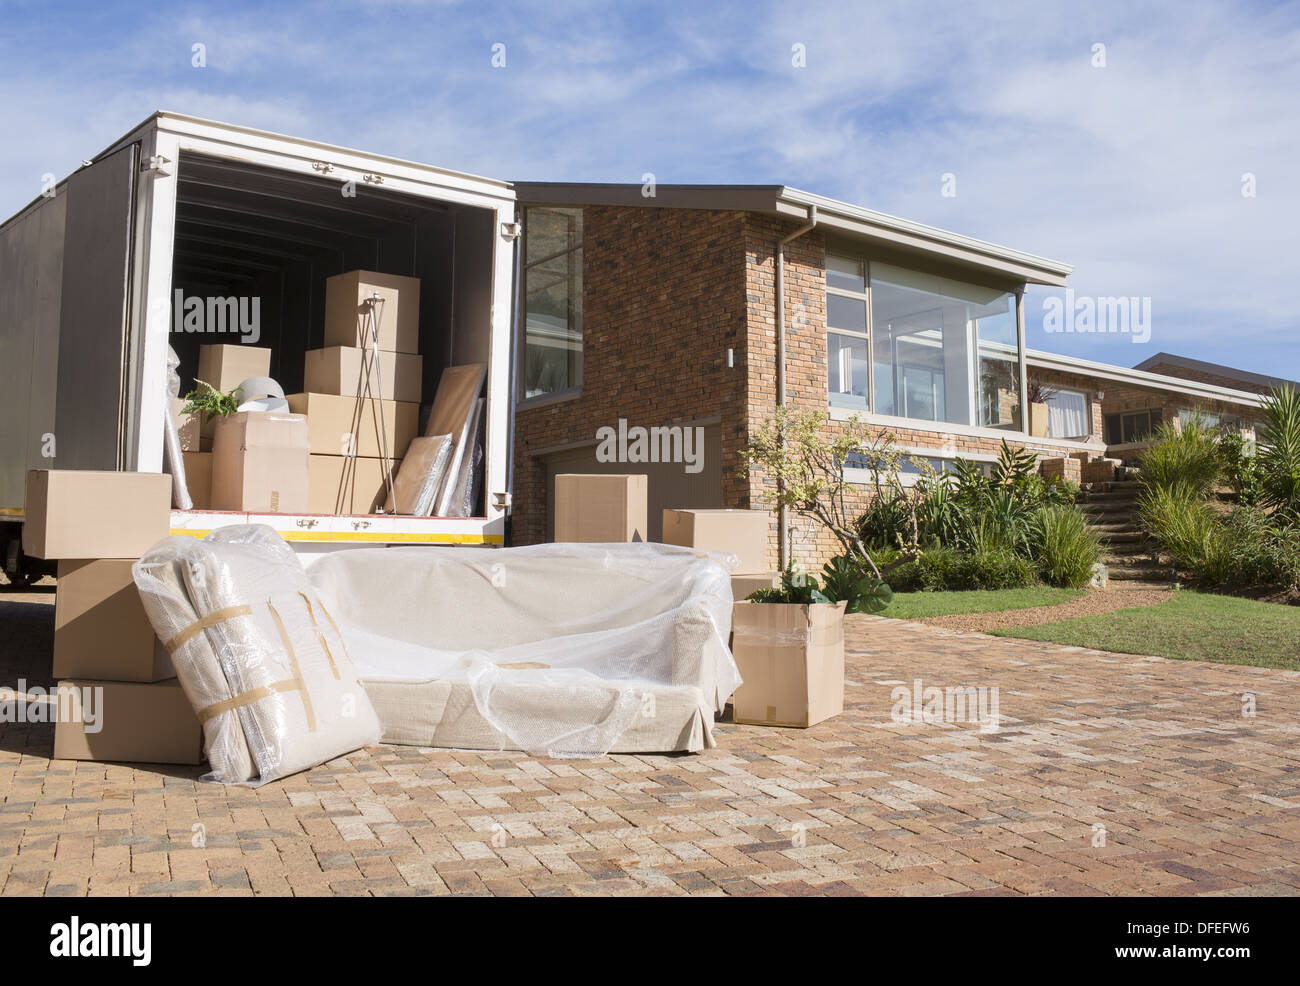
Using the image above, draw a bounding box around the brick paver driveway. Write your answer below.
[2,588,1298,896]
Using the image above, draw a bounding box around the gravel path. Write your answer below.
[913,582,1175,634]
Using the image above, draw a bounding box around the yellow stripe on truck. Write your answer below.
[168,528,503,544]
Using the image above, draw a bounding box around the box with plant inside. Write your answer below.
[179,380,244,448]
[730,566,891,728]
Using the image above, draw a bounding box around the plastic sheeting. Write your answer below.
[132,525,382,785]
[163,346,192,510]
[307,542,740,758]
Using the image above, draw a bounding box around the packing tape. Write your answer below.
[165,604,254,654]
[730,624,845,647]
[298,591,341,680]
[196,679,301,724]
[267,600,317,732]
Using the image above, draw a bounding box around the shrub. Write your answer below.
[1218,432,1262,506]
[1258,384,1300,523]
[955,549,1037,590]
[1138,417,1222,500]
[1033,505,1102,588]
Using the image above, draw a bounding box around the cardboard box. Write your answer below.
[286,392,418,459]
[308,454,402,514]
[731,571,779,600]
[54,679,203,765]
[554,474,647,543]
[729,601,846,728]
[196,343,271,394]
[53,559,174,682]
[22,470,172,560]
[171,397,211,452]
[304,347,423,403]
[323,270,421,354]
[210,412,309,513]
[662,508,771,573]
[182,451,212,510]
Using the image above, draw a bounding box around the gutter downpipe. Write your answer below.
[775,203,817,571]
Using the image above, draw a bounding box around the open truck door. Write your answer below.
[54,143,140,470]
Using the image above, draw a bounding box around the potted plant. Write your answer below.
[178,379,244,445]
[1026,381,1055,437]
[730,564,891,728]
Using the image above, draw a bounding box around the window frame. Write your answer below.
[517,205,584,406]
[825,250,1027,433]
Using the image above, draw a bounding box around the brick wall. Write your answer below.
[1098,383,1259,438]
[510,207,751,546]
[512,204,1139,573]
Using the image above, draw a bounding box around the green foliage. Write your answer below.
[1136,394,1300,591]
[1258,384,1300,523]
[882,545,1036,592]
[957,549,1038,590]
[819,555,894,613]
[746,567,830,605]
[856,439,1086,588]
[181,379,243,419]
[1218,431,1262,506]
[1032,505,1102,589]
[742,407,902,582]
[1137,417,1221,501]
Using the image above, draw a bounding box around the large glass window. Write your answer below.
[522,207,583,399]
[826,254,1024,431]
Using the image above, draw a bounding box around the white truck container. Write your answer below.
[0,112,519,582]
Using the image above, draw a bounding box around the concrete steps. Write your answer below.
[1074,469,1175,583]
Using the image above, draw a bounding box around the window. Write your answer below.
[826,256,869,410]
[1178,408,1241,432]
[1043,388,1090,439]
[844,450,993,479]
[826,254,1024,430]
[521,207,583,399]
[1103,408,1162,445]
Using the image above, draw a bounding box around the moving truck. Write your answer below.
[0,112,518,584]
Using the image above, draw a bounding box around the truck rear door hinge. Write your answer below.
[141,155,172,177]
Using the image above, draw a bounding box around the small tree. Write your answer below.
[740,407,913,580]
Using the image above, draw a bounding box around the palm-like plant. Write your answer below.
[1258,384,1300,524]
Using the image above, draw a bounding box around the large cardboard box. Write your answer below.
[53,559,174,682]
[554,474,647,543]
[304,346,423,403]
[22,470,172,560]
[730,571,779,600]
[323,270,421,354]
[210,412,309,513]
[54,679,203,765]
[729,601,846,728]
[195,343,271,394]
[662,508,770,574]
[171,397,211,452]
[182,451,212,510]
[286,392,418,459]
[308,454,402,514]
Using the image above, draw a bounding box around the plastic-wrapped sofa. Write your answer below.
[306,542,740,758]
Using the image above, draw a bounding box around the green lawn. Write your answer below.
[992,590,1300,669]
[882,587,1083,619]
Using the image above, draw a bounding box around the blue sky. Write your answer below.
[2,0,1297,378]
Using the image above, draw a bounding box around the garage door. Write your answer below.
[542,423,722,542]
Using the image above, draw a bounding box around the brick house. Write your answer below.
[507,184,1270,571]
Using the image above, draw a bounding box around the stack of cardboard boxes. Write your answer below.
[24,470,205,765]
[295,271,421,513]
[172,343,276,510]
